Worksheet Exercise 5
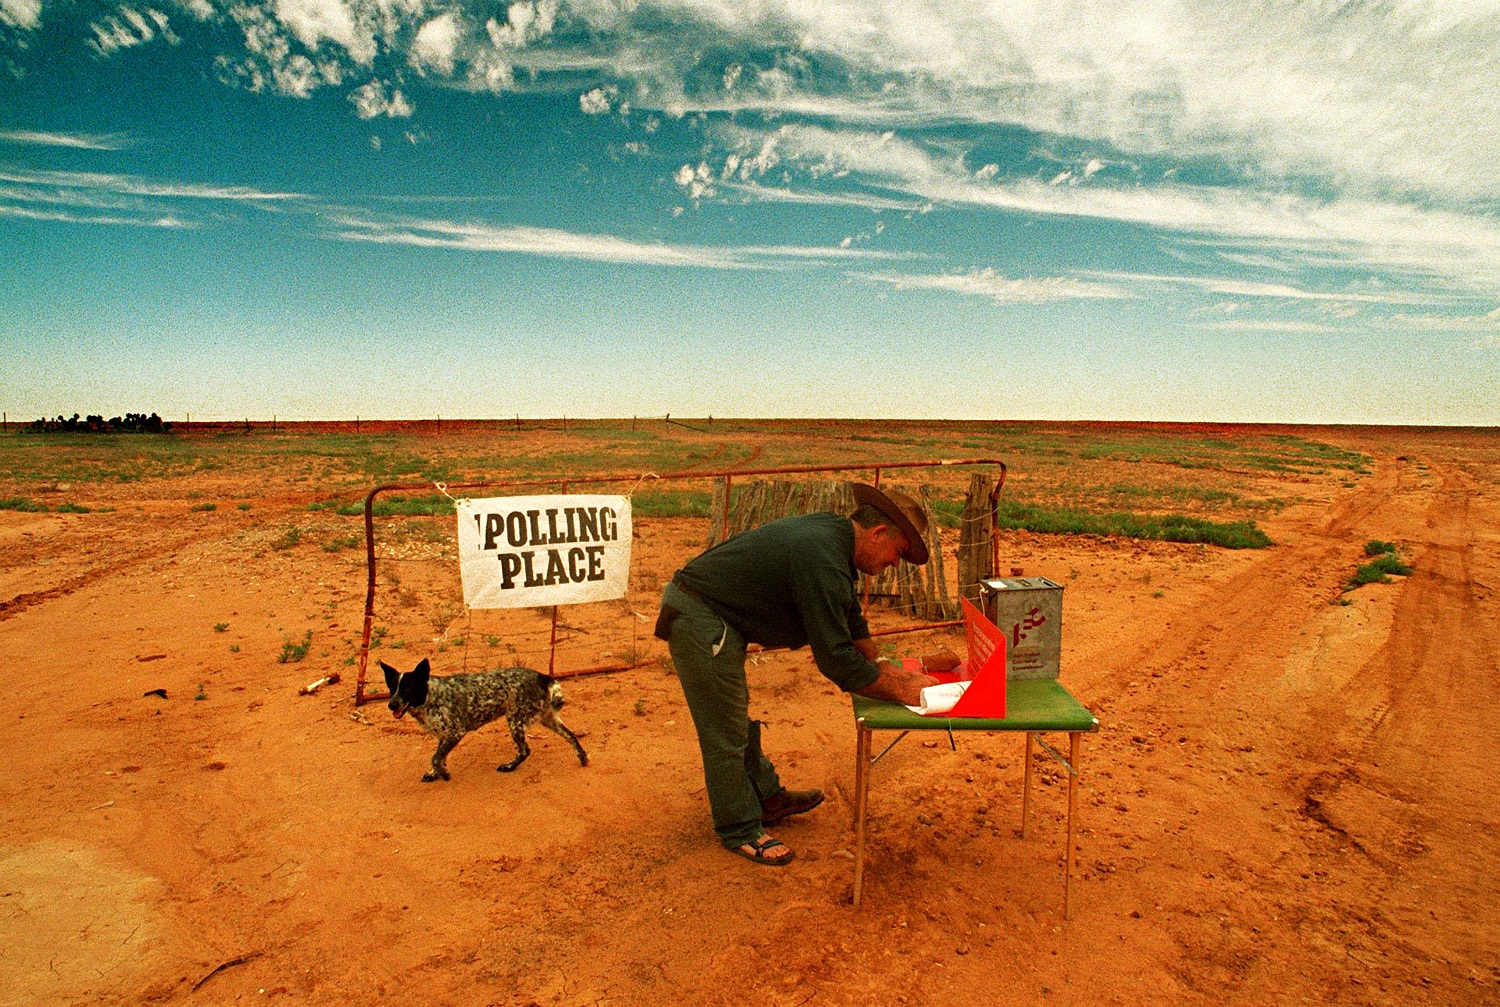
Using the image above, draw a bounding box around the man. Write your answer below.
[655,482,958,865]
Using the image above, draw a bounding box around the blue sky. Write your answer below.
[2,1,1497,424]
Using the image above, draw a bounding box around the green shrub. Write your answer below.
[271,525,303,550]
[336,494,452,517]
[1364,539,1396,557]
[1350,553,1412,588]
[0,497,44,512]
[992,499,1272,549]
[631,489,712,518]
[277,631,312,663]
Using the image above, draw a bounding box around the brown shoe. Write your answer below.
[761,788,825,825]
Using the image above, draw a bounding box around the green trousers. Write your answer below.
[660,581,783,848]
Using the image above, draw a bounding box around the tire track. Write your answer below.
[0,521,236,622]
[1285,453,1500,979]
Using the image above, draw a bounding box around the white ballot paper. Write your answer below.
[905,681,971,716]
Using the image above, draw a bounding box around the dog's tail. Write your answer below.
[542,674,565,710]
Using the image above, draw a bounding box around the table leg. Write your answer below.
[1021,732,1034,840]
[853,725,871,907]
[1065,731,1080,921]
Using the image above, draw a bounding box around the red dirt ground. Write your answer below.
[1,424,1496,1005]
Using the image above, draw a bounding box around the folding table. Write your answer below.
[850,678,1099,917]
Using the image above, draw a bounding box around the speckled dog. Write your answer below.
[381,658,589,782]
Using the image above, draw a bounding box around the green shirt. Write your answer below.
[673,512,880,692]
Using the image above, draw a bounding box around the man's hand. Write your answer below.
[856,658,938,706]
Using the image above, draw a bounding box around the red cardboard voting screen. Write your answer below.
[901,597,1008,718]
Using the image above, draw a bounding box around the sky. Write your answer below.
[1,1,1498,425]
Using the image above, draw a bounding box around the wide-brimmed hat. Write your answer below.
[851,483,929,565]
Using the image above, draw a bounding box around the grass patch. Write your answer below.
[1101,434,1363,475]
[192,502,217,512]
[277,631,313,663]
[337,493,454,517]
[631,488,712,518]
[54,502,91,513]
[1364,539,1397,557]
[1350,552,1412,588]
[992,499,1272,548]
[0,497,45,512]
[931,499,964,529]
[270,525,303,550]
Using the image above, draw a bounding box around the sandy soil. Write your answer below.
[1,423,1496,1006]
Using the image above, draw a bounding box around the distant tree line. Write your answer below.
[29,412,171,433]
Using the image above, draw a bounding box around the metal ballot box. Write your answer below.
[980,577,1064,680]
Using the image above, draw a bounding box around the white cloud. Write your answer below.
[1212,249,1297,273]
[328,212,900,269]
[349,79,413,118]
[0,130,126,150]
[1088,270,1441,307]
[90,0,1493,210]
[674,161,715,201]
[614,1,1500,203]
[707,121,1500,299]
[486,1,558,46]
[579,86,615,114]
[719,181,923,213]
[1198,319,1340,334]
[0,204,196,228]
[1389,306,1500,333]
[0,0,40,30]
[0,166,298,228]
[272,0,372,63]
[411,11,461,76]
[861,267,1131,305]
[0,166,308,202]
[88,7,174,55]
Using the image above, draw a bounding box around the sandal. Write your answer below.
[730,836,796,867]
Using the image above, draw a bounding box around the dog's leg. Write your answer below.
[542,710,589,767]
[423,736,460,782]
[498,723,531,772]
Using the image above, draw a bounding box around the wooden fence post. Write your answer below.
[957,472,996,605]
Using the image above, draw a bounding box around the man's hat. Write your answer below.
[851,483,929,565]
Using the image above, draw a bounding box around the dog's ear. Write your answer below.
[380,661,400,693]
[400,659,430,707]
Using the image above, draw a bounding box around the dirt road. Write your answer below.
[0,424,1495,1005]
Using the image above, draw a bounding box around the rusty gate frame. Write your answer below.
[353,457,1007,706]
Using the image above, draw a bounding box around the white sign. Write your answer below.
[457,495,632,608]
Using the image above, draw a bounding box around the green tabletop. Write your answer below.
[852,678,1098,733]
